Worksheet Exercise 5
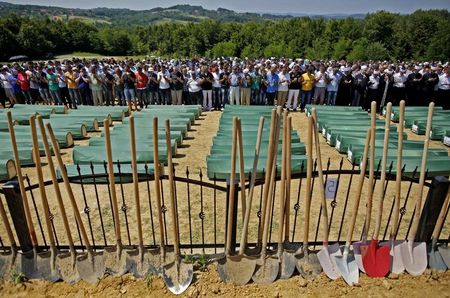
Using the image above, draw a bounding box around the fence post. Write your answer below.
[225,181,239,252]
[1,180,33,252]
[416,176,450,242]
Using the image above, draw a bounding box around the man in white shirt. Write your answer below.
[0,66,16,105]
[313,66,327,105]
[158,65,171,104]
[367,70,380,110]
[228,66,241,105]
[326,67,340,106]
[437,67,450,109]
[187,71,202,105]
[392,68,407,105]
[277,66,290,107]
[212,67,222,110]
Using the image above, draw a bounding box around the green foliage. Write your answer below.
[144,273,154,288]
[9,269,27,285]
[0,9,449,61]
[183,254,209,271]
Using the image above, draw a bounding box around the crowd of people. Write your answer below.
[1,57,449,111]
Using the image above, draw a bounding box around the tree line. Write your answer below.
[0,9,449,61]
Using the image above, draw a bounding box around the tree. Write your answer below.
[332,38,351,60]
[305,38,330,60]
[211,41,236,58]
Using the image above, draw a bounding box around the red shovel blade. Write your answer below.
[362,240,391,278]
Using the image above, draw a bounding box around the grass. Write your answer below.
[9,269,27,285]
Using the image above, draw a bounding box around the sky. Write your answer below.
[5,0,450,14]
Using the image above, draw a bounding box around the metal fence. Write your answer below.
[0,159,448,257]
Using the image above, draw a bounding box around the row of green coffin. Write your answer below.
[0,159,15,181]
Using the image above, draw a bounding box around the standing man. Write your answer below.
[89,65,103,106]
[102,67,115,106]
[313,66,327,105]
[77,67,91,105]
[265,64,279,106]
[287,64,301,111]
[367,70,380,110]
[277,65,290,107]
[17,68,32,104]
[27,65,40,104]
[199,65,213,111]
[240,69,252,106]
[437,66,450,109]
[147,67,159,105]
[228,66,241,105]
[187,71,202,105]
[1,66,16,106]
[46,67,62,105]
[65,66,79,108]
[157,65,171,105]
[392,67,407,106]
[212,67,222,110]
[326,67,340,106]
[170,66,184,105]
[220,65,231,106]
[300,66,315,112]
[123,65,137,110]
[56,66,70,107]
[135,66,148,109]
[250,66,262,105]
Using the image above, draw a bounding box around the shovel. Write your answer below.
[311,109,341,280]
[252,110,280,284]
[438,235,450,269]
[29,116,60,282]
[217,116,264,285]
[7,112,48,280]
[37,116,80,284]
[334,128,371,286]
[399,102,434,276]
[353,101,377,273]
[0,189,18,279]
[47,123,105,284]
[380,100,406,274]
[277,111,296,279]
[162,120,194,294]
[362,103,392,278]
[127,115,160,278]
[295,115,321,279]
[103,118,130,276]
[429,191,449,271]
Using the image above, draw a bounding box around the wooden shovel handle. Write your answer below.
[7,112,38,247]
[392,100,405,237]
[236,118,247,223]
[37,116,75,250]
[104,118,122,245]
[364,101,377,238]
[345,128,371,247]
[152,117,166,249]
[409,102,434,241]
[277,111,288,248]
[304,115,313,246]
[432,191,450,239]
[311,108,330,244]
[258,109,276,244]
[165,120,180,256]
[225,117,238,255]
[30,115,56,247]
[46,123,92,251]
[129,116,144,248]
[284,117,292,242]
[374,102,392,239]
[239,116,265,255]
[0,191,16,248]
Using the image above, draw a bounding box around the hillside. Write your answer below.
[0,2,295,26]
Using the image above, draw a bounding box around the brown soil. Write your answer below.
[1,109,449,297]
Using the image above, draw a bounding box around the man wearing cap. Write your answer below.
[66,66,80,108]
[265,64,279,106]
[147,67,159,105]
[212,67,222,110]
[199,65,213,111]
[228,66,241,105]
[277,65,290,107]
[313,66,328,105]
[392,67,407,106]
[299,66,315,112]
[170,66,184,106]
[157,65,171,105]
[27,65,40,104]
[366,70,380,110]
[405,65,423,106]
[326,67,341,106]
[241,68,252,105]
[1,66,16,106]
[250,65,263,105]
[437,67,450,109]
[287,64,301,110]
[89,65,104,106]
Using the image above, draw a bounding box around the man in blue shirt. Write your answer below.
[265,64,279,106]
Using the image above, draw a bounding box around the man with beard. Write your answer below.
[336,67,353,106]
[392,67,407,106]
[405,65,423,106]
[287,64,302,110]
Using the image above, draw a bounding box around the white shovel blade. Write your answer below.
[334,248,359,286]
[352,240,368,273]
[317,244,341,280]
[438,246,450,268]
[380,240,405,274]
[399,241,427,276]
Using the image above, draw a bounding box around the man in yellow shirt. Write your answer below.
[65,66,79,107]
[300,66,315,112]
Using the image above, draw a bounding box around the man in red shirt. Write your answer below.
[135,66,148,109]
[17,67,32,104]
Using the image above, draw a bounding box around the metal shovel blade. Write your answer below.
[352,240,368,273]
[0,250,16,280]
[55,252,80,284]
[19,250,56,281]
[39,250,60,282]
[127,248,161,278]
[162,258,193,295]
[217,255,256,285]
[76,252,105,284]
[428,239,447,271]
[279,251,296,280]
[334,248,358,286]
[104,246,130,276]
[295,248,322,279]
[317,243,341,280]
[437,245,450,268]
[380,240,405,274]
[252,256,279,284]
[362,240,390,278]
[399,241,427,276]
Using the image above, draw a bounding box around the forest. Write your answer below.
[0,9,449,61]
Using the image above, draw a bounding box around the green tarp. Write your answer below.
[73,106,125,121]
[0,131,73,148]
[13,103,66,114]
[44,117,99,132]
[0,148,34,166]
[347,147,448,164]
[0,159,16,181]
